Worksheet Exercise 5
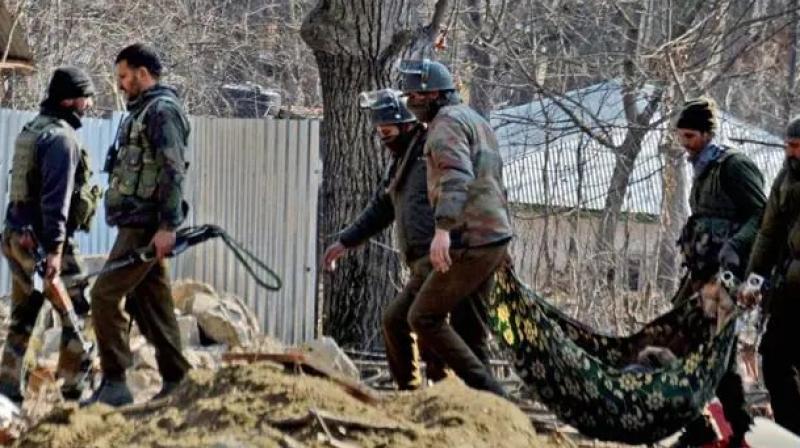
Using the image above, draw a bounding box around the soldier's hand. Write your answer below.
[323,241,347,272]
[45,252,62,280]
[430,229,452,273]
[152,229,177,260]
[738,273,765,308]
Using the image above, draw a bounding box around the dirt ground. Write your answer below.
[14,361,569,448]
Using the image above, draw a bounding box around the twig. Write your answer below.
[279,434,308,448]
[310,407,361,448]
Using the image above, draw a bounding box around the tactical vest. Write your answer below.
[680,150,742,277]
[106,96,186,208]
[689,150,740,220]
[8,115,100,232]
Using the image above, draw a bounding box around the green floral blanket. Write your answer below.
[487,267,737,444]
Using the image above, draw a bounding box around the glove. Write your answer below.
[717,242,740,271]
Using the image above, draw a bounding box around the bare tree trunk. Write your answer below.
[657,133,688,297]
[595,104,660,282]
[594,2,659,286]
[301,0,449,349]
[786,0,799,122]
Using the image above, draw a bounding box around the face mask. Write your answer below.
[407,98,439,123]
[383,128,414,154]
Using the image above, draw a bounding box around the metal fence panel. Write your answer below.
[0,109,321,346]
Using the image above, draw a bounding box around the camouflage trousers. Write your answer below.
[0,228,92,401]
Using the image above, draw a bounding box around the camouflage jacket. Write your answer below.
[681,146,765,279]
[339,125,435,263]
[105,85,190,229]
[425,104,513,247]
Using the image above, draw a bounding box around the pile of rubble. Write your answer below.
[0,280,569,448]
[16,362,553,448]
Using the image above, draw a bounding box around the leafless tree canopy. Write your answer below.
[3,0,799,340]
[2,0,321,116]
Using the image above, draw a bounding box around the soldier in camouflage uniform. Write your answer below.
[399,59,513,397]
[84,44,191,407]
[323,89,490,390]
[738,116,800,437]
[0,67,100,404]
[672,97,765,448]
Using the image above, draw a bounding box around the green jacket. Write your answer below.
[747,164,800,286]
[747,162,800,339]
[682,146,766,279]
[105,85,190,229]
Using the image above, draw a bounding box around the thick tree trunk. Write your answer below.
[316,54,401,350]
[301,1,447,350]
[464,0,493,118]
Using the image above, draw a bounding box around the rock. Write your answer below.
[177,315,201,347]
[169,280,262,349]
[184,346,224,370]
[301,336,359,381]
[192,294,260,348]
[128,369,162,404]
[131,337,157,371]
[187,293,220,315]
[172,280,217,314]
[236,335,284,354]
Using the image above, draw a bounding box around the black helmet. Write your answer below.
[358,88,416,125]
[399,59,455,93]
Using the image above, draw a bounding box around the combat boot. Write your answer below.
[0,381,22,405]
[152,376,185,400]
[80,379,133,407]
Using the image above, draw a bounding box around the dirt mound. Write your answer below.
[16,362,559,448]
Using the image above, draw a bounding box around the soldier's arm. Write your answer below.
[724,155,767,253]
[746,171,787,277]
[146,103,190,230]
[426,114,474,230]
[37,132,79,253]
[339,189,395,248]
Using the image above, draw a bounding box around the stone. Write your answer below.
[172,280,217,314]
[177,315,201,347]
[301,336,359,381]
[192,294,260,348]
[131,337,157,371]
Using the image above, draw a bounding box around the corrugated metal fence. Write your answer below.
[0,109,321,345]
